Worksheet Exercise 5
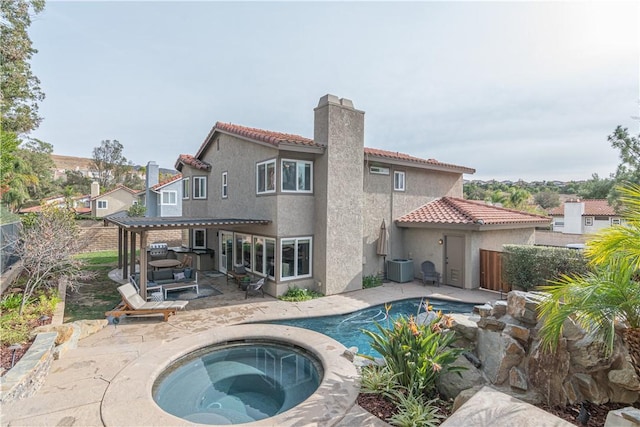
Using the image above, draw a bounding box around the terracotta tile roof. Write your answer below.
[365,148,475,173]
[176,154,211,171]
[397,197,551,226]
[548,199,616,216]
[151,173,182,190]
[91,185,138,201]
[215,122,317,147]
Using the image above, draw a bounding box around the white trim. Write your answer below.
[256,159,276,194]
[182,177,190,200]
[161,191,177,205]
[280,236,312,281]
[394,171,406,191]
[221,171,228,199]
[193,176,207,199]
[281,159,313,193]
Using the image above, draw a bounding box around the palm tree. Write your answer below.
[538,183,640,380]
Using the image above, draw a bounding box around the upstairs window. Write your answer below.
[222,171,228,198]
[584,217,593,226]
[193,176,207,199]
[257,159,276,194]
[394,171,405,191]
[281,159,312,193]
[161,191,177,205]
[182,178,190,199]
[97,200,107,209]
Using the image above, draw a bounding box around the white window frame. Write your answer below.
[221,171,228,199]
[253,236,276,279]
[161,191,177,205]
[584,217,593,226]
[281,159,313,193]
[193,229,206,249]
[234,233,252,271]
[394,171,405,191]
[182,177,190,199]
[193,176,207,199]
[97,200,107,209]
[256,159,276,194]
[611,218,621,225]
[280,236,312,281]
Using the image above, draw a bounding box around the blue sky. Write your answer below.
[29,1,639,181]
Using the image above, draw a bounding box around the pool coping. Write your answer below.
[101,324,360,427]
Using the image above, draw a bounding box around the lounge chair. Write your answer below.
[105,283,188,323]
[421,261,441,287]
[245,278,265,299]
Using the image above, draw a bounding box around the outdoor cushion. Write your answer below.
[173,272,185,280]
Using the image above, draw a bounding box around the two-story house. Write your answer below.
[141,161,183,217]
[90,182,139,217]
[173,94,550,296]
[549,199,621,234]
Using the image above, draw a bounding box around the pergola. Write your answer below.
[104,212,270,299]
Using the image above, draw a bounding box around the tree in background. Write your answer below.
[0,0,45,135]
[534,190,561,210]
[506,187,530,209]
[15,138,56,199]
[57,169,92,196]
[578,173,614,200]
[91,139,130,189]
[608,126,640,207]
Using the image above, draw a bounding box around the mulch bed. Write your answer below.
[358,392,639,426]
[1,316,53,377]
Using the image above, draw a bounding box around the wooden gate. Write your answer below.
[480,249,511,292]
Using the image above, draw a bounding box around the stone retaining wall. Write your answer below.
[0,332,57,403]
[440,291,640,407]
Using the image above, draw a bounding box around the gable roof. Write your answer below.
[548,199,616,216]
[175,154,211,171]
[178,121,474,174]
[397,197,550,227]
[364,147,475,174]
[151,173,182,191]
[92,185,138,201]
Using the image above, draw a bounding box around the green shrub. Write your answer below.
[387,391,445,427]
[0,291,60,345]
[360,364,400,395]
[363,274,382,289]
[279,286,323,302]
[362,302,466,397]
[502,245,590,291]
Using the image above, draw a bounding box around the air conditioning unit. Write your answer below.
[387,259,414,283]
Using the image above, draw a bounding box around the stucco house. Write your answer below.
[174,94,550,296]
[549,199,621,235]
[141,161,183,218]
[90,182,139,217]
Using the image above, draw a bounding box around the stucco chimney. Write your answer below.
[146,161,159,188]
[90,181,100,198]
[313,94,365,295]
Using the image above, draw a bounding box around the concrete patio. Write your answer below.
[1,275,569,426]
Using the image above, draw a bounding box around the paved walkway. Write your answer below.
[2,275,499,427]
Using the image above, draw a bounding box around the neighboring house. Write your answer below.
[548,199,621,235]
[18,194,91,215]
[90,182,139,217]
[140,161,182,217]
[174,94,551,295]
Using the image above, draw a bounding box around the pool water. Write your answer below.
[153,341,322,424]
[266,298,477,357]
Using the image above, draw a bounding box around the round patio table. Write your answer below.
[149,259,181,270]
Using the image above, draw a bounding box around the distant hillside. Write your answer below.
[50,154,177,175]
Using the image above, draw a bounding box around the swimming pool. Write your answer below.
[265,298,477,357]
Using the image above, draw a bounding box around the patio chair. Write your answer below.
[179,255,193,269]
[245,278,265,299]
[421,261,441,287]
[105,283,188,323]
